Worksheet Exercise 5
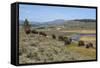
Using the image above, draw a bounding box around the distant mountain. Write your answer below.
[42,19,96,26]
[72,19,96,22]
[44,19,66,24]
[60,19,96,30]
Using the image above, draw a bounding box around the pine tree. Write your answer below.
[23,18,31,34]
[23,18,30,28]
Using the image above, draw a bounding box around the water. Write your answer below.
[70,33,96,41]
[79,33,96,36]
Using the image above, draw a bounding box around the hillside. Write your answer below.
[19,27,96,64]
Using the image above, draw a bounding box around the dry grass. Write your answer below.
[66,42,96,58]
[19,27,96,64]
[61,30,96,33]
[80,36,96,41]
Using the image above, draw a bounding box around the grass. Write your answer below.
[80,36,96,41]
[19,27,96,64]
[61,30,96,34]
[65,42,96,58]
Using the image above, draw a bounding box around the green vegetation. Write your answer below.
[23,18,31,29]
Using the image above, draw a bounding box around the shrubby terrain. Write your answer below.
[19,19,96,64]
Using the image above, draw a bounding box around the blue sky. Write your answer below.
[19,4,96,22]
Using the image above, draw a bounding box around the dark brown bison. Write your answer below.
[78,40,85,46]
[24,27,31,34]
[31,30,38,34]
[86,42,94,48]
[64,38,72,45]
[39,32,47,37]
[58,36,72,45]
[58,36,64,41]
[52,34,56,39]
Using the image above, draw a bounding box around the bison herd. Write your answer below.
[24,28,94,49]
[78,40,94,48]
[25,29,47,37]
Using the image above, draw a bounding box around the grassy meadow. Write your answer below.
[19,23,96,64]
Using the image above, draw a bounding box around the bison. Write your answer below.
[31,30,38,34]
[78,40,85,46]
[86,42,94,48]
[58,36,64,41]
[52,34,56,39]
[39,32,47,37]
[64,38,72,45]
[24,27,31,34]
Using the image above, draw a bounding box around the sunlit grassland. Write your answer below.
[65,42,96,58]
[19,26,96,63]
[80,36,96,41]
[61,30,96,33]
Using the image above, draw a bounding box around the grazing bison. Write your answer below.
[58,36,72,45]
[24,27,31,34]
[69,38,72,43]
[58,36,64,41]
[52,34,56,39]
[86,42,94,48]
[31,30,38,34]
[64,38,72,45]
[78,40,85,46]
[39,32,47,37]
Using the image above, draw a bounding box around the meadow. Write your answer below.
[19,24,96,64]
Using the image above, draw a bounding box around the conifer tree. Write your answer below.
[23,18,31,34]
[23,18,30,28]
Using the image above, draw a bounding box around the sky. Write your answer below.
[19,4,96,22]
